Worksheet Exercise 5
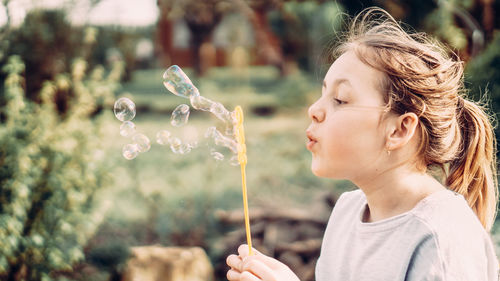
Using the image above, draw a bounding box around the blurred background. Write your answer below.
[0,0,499,280]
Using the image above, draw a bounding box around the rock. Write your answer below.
[121,246,214,281]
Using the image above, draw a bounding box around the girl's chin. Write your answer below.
[311,162,344,179]
[310,163,329,178]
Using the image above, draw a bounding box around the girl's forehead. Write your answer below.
[325,51,385,100]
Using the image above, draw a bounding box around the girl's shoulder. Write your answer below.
[410,189,485,235]
[331,189,366,215]
[336,189,365,205]
[410,189,497,261]
[409,189,499,280]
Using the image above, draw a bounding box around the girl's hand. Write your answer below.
[226,244,301,281]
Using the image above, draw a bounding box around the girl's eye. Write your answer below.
[333,98,345,105]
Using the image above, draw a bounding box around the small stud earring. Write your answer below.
[387,150,391,156]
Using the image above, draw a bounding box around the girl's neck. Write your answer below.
[353,164,445,223]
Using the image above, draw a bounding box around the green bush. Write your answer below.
[465,31,500,152]
[0,9,81,103]
[0,55,123,281]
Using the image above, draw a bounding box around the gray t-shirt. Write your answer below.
[315,189,499,281]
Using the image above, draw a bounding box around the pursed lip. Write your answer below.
[306,130,317,151]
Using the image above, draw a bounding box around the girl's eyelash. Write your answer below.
[334,98,345,104]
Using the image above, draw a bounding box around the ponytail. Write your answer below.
[446,97,498,231]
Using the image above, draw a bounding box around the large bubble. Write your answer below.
[120,121,136,137]
[162,65,200,98]
[114,97,136,122]
[122,144,139,160]
[171,104,190,127]
[156,130,172,145]
[132,133,151,153]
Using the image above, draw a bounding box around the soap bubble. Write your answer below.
[163,65,191,84]
[211,150,224,161]
[205,126,217,138]
[156,130,171,145]
[120,121,136,137]
[171,104,190,127]
[179,143,192,154]
[132,133,151,153]
[123,144,139,160]
[211,102,233,123]
[114,97,136,122]
[190,95,214,111]
[229,155,240,166]
[163,65,199,98]
[204,126,237,153]
[213,129,237,153]
[225,124,235,136]
[169,137,182,153]
[187,140,198,149]
[169,137,192,154]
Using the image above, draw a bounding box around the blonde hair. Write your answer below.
[336,8,498,231]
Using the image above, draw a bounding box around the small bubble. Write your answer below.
[225,123,235,136]
[169,137,182,154]
[171,104,190,127]
[210,102,232,123]
[212,128,238,153]
[188,140,198,149]
[229,155,240,166]
[123,144,139,160]
[132,133,151,153]
[210,150,224,161]
[114,97,136,122]
[179,143,191,154]
[156,130,171,145]
[120,121,136,137]
[205,126,216,138]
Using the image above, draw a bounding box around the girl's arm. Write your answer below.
[226,244,301,281]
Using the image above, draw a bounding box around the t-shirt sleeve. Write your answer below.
[405,234,446,281]
[405,232,497,281]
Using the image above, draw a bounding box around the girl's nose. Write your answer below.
[308,101,325,123]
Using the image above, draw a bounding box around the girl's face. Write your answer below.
[307,51,390,181]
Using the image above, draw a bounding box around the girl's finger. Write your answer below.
[238,245,281,269]
[227,269,241,281]
[249,252,283,269]
[237,244,256,259]
[243,257,275,280]
[226,254,243,272]
[241,270,262,281]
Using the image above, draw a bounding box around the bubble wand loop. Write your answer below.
[233,106,253,256]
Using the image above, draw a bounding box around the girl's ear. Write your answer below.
[385,112,419,151]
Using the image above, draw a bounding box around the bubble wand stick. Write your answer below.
[233,106,253,255]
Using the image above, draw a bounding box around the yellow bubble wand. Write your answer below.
[233,106,253,255]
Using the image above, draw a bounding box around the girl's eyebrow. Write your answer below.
[323,78,352,89]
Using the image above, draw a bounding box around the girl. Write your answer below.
[226,7,499,281]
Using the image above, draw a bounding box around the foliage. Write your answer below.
[268,1,344,71]
[90,26,154,82]
[0,9,82,103]
[0,8,144,105]
[0,55,123,280]
[422,0,471,51]
[465,31,500,150]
